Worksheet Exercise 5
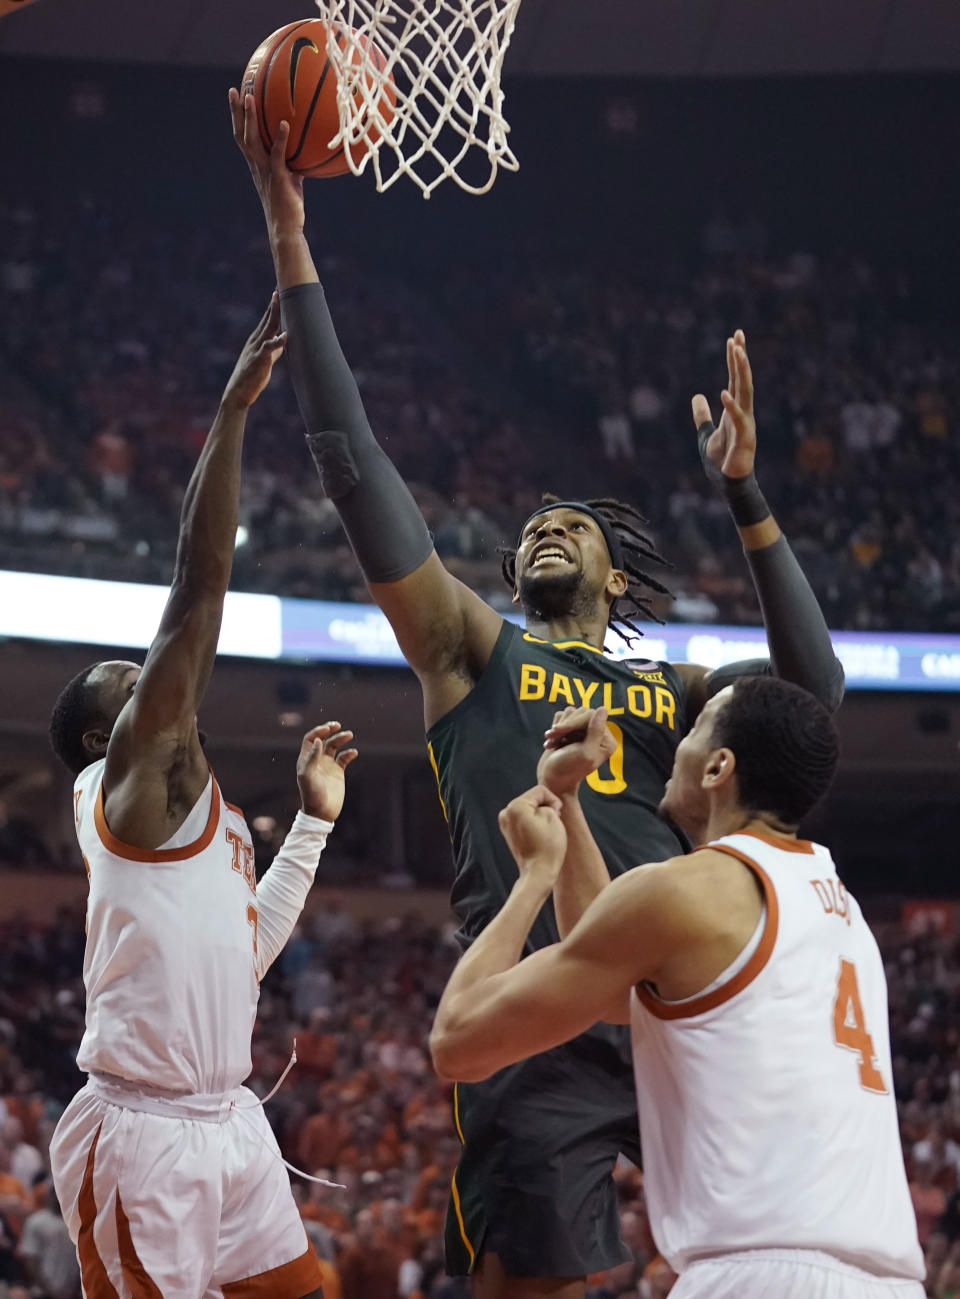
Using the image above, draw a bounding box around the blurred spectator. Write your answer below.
[911,1159,947,1247]
[3,185,960,633]
[338,1207,400,1299]
[17,1185,80,1299]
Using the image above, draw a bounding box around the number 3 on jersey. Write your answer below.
[247,903,259,964]
[833,958,887,1093]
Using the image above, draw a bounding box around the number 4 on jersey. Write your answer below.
[833,959,887,1093]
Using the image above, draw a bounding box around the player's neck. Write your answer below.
[524,611,608,649]
[702,808,799,846]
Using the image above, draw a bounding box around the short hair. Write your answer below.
[49,663,107,775]
[709,676,839,825]
[501,494,672,644]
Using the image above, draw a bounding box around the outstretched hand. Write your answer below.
[221,294,287,411]
[229,88,305,236]
[498,785,567,891]
[297,721,358,821]
[537,706,616,796]
[692,328,757,481]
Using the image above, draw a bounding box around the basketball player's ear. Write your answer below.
[606,568,629,600]
[82,727,111,760]
[702,746,736,791]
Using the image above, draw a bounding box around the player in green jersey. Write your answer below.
[232,93,844,1299]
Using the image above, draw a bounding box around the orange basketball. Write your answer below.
[241,19,396,178]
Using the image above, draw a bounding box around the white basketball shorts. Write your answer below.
[673,1250,924,1299]
[50,1077,323,1299]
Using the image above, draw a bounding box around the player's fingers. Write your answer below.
[528,783,563,814]
[228,88,243,144]
[262,332,287,357]
[303,722,341,743]
[323,730,355,754]
[336,748,359,769]
[691,395,713,430]
[726,336,735,395]
[720,389,747,429]
[250,293,278,340]
[242,91,257,152]
[587,708,609,738]
[545,705,590,734]
[264,290,281,330]
[271,120,291,172]
[735,340,754,411]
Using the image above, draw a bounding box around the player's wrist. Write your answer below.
[269,222,307,248]
[297,798,339,825]
[218,389,254,416]
[721,470,771,528]
[514,860,560,897]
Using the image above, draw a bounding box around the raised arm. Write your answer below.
[229,91,503,726]
[102,299,286,848]
[675,331,845,719]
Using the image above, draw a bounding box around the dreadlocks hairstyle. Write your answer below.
[709,676,839,826]
[49,663,107,776]
[500,494,673,644]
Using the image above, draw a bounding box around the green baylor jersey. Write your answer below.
[426,620,689,952]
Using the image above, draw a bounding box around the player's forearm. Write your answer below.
[270,230,320,292]
[700,433,844,712]
[553,792,613,938]
[172,400,246,594]
[254,811,333,977]
[280,281,433,584]
[734,520,844,712]
[432,874,550,1050]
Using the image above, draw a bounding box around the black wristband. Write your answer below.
[723,472,771,528]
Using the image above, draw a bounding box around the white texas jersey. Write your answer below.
[72,759,260,1095]
[631,830,923,1282]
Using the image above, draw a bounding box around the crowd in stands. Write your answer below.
[0,898,956,1297]
[2,190,960,633]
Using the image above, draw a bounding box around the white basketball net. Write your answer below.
[316,0,523,198]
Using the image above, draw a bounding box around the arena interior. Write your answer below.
[1,1,960,1295]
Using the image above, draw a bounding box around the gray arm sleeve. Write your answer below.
[280,282,434,584]
[706,536,845,713]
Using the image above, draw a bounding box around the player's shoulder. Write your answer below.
[627,847,758,919]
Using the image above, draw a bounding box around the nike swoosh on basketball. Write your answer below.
[289,37,319,107]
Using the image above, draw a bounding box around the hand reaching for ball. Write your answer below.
[229,87,306,238]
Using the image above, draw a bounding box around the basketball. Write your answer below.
[241,19,396,178]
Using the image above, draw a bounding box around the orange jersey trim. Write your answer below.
[635,845,779,1021]
[115,1190,163,1297]
[224,799,245,819]
[77,1123,120,1299]
[736,830,815,855]
[221,1241,323,1299]
[94,779,221,863]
